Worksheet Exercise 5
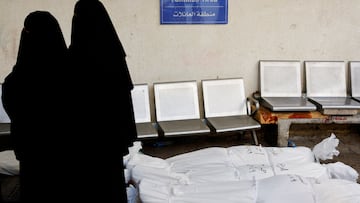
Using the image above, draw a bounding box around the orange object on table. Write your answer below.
[254,106,328,124]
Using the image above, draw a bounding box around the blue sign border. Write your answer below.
[160,0,228,24]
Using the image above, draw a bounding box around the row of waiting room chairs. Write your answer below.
[3,60,357,144]
[131,78,261,145]
[0,79,260,144]
[258,60,360,114]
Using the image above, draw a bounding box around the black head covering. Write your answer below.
[69,0,137,148]
[4,11,68,118]
[16,11,67,72]
[69,0,133,90]
[68,0,137,148]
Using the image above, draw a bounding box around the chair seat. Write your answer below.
[261,97,317,112]
[353,97,360,103]
[308,97,360,109]
[136,123,158,139]
[158,119,210,137]
[206,115,261,133]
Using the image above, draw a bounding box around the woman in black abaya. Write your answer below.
[1,11,69,202]
[68,0,137,202]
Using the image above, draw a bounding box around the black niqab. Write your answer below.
[68,0,137,153]
[68,0,137,202]
[69,0,133,91]
[1,11,69,202]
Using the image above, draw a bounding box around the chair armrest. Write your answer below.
[247,96,260,116]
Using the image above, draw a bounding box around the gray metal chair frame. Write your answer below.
[350,61,360,103]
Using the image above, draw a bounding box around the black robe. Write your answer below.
[67,0,138,202]
[1,11,70,202]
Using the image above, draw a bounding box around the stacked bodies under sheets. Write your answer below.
[1,137,360,203]
[124,142,360,203]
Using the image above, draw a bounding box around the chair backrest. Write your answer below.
[259,60,302,97]
[305,61,347,97]
[202,78,247,118]
[350,61,360,97]
[131,84,152,123]
[0,85,10,123]
[154,81,200,122]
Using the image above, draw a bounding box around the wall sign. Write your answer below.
[160,0,228,24]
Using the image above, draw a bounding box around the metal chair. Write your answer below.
[201,78,260,145]
[259,60,316,112]
[131,84,158,139]
[153,80,210,137]
[305,61,360,115]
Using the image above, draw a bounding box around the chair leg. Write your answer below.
[251,129,259,146]
[236,131,245,140]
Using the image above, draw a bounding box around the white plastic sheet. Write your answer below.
[267,146,315,164]
[323,161,359,182]
[139,179,257,203]
[166,147,229,171]
[131,164,189,185]
[312,133,340,162]
[313,179,360,203]
[228,145,270,166]
[257,174,316,203]
[139,174,360,203]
